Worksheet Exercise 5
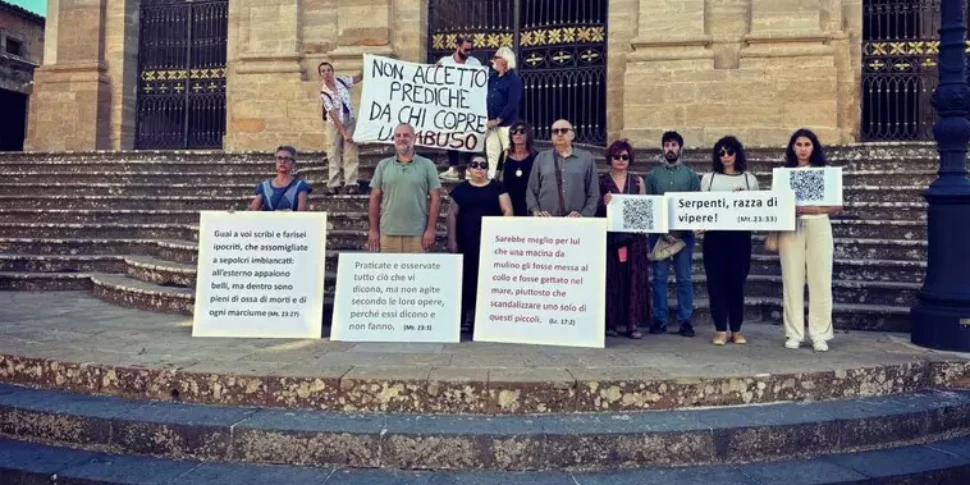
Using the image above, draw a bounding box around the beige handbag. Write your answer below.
[764,232,779,253]
[649,234,686,261]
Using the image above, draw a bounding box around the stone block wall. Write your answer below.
[0,2,45,65]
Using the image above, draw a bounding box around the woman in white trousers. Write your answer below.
[778,129,842,352]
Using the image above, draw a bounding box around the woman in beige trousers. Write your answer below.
[778,129,842,352]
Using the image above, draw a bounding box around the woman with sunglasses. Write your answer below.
[497,121,536,216]
[447,154,514,331]
[597,140,649,339]
[701,136,759,346]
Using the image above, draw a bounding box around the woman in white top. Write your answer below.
[701,136,759,346]
[778,129,842,352]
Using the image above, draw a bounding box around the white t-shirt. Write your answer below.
[701,172,760,192]
[437,53,482,67]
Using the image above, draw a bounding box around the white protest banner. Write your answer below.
[355,54,489,152]
[330,253,462,343]
[606,194,668,233]
[474,217,606,348]
[772,167,843,206]
[192,211,327,339]
[667,190,796,231]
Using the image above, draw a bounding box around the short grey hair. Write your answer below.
[275,145,297,160]
[493,46,517,70]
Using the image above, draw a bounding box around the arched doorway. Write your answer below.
[427,0,608,145]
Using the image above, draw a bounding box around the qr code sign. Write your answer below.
[789,170,825,202]
[622,197,655,231]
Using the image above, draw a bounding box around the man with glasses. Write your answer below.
[437,37,482,181]
[525,120,599,217]
[248,146,312,211]
[368,123,443,253]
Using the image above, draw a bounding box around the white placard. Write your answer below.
[330,253,463,343]
[606,194,668,233]
[474,217,607,348]
[192,211,328,339]
[355,54,489,152]
[772,167,843,206]
[667,190,796,231]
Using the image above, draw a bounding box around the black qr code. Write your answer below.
[621,198,655,231]
[789,170,825,202]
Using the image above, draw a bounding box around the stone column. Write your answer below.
[104,0,140,149]
[26,0,113,151]
[605,0,640,141]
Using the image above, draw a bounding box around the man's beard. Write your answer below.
[457,51,469,60]
[664,150,680,163]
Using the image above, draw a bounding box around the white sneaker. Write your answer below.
[785,339,801,349]
[440,167,461,180]
[813,340,829,352]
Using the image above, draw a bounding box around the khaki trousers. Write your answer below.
[485,126,510,179]
[325,118,359,188]
[778,216,835,342]
[380,235,425,254]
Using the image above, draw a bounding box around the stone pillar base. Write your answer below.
[25,63,112,151]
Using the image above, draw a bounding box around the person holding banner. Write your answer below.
[437,37,482,182]
[526,119,599,218]
[497,121,537,216]
[248,146,312,212]
[319,62,363,195]
[701,136,760,346]
[447,153,514,331]
[485,47,523,179]
[597,139,649,339]
[368,123,443,253]
[779,129,841,352]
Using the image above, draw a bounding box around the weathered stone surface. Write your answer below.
[487,369,577,414]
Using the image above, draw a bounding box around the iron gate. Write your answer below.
[861,0,970,140]
[135,0,228,149]
[428,0,608,144]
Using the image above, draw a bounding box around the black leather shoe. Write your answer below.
[648,322,667,335]
[679,323,696,338]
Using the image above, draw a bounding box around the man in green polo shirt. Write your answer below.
[367,123,442,253]
[646,131,700,337]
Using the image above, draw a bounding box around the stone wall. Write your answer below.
[0,2,45,65]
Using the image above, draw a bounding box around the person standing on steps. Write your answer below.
[778,128,841,352]
[447,153,514,332]
[248,146,312,211]
[485,47,523,179]
[437,37,483,182]
[526,119,599,218]
[497,121,537,216]
[367,123,442,253]
[319,61,363,195]
[702,136,759,346]
[597,139,649,339]
[646,131,700,337]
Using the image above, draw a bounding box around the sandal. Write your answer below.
[606,328,619,337]
[628,329,643,339]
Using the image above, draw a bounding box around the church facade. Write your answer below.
[24,0,940,151]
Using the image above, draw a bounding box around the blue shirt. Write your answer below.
[255,178,312,211]
[487,70,523,126]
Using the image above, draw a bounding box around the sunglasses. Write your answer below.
[276,156,294,162]
[469,161,488,170]
[612,154,630,161]
[511,128,527,135]
[551,128,571,135]
[719,148,735,157]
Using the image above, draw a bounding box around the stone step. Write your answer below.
[0,383,968,472]
[0,272,93,291]
[124,255,195,287]
[0,254,125,274]
[0,223,199,242]
[90,272,195,315]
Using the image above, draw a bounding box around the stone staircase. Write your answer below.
[0,144,941,332]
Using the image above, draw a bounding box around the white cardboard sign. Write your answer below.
[192,211,328,339]
[355,54,489,152]
[772,167,843,207]
[330,253,463,343]
[473,217,607,348]
[667,190,796,231]
[606,194,669,233]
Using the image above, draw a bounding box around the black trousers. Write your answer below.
[448,150,470,167]
[702,231,752,332]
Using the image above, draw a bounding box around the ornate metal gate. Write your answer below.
[136,0,228,149]
[861,0,970,140]
[428,0,608,144]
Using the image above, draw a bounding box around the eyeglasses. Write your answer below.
[276,156,294,162]
[612,154,630,161]
[511,128,527,135]
[551,128,571,135]
[469,161,488,169]
[719,148,735,157]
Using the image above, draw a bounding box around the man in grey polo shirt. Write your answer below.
[368,123,442,253]
[526,119,599,217]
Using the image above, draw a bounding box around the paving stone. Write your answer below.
[735,458,869,484]
[172,462,332,484]
[825,443,970,478]
[111,401,257,459]
[54,452,201,485]
[574,466,758,485]
[0,438,98,482]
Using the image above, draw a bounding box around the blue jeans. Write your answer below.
[649,233,695,325]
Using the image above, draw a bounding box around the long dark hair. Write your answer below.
[784,128,827,167]
[711,136,746,174]
[507,121,536,154]
[606,139,635,168]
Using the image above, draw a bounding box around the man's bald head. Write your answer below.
[551,119,574,148]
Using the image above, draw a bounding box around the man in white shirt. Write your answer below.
[437,37,481,181]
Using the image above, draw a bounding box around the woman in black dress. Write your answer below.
[448,153,514,330]
[497,121,536,216]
